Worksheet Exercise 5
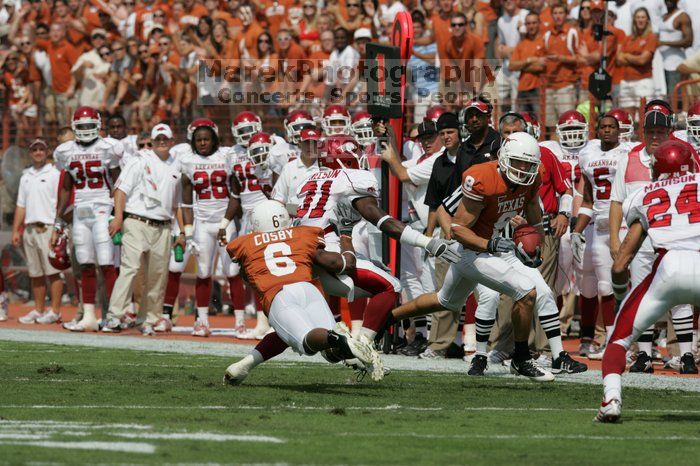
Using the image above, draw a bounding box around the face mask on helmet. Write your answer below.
[248,143,271,167]
[556,124,588,150]
[352,120,374,146]
[618,123,634,143]
[72,122,100,143]
[499,154,540,185]
[687,119,700,145]
[234,122,261,146]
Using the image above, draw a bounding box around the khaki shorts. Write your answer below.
[545,84,577,127]
[23,224,61,277]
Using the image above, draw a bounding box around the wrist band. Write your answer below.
[219,218,231,230]
[184,224,194,237]
[230,193,240,199]
[577,207,593,218]
[375,214,392,230]
[341,250,356,258]
[180,203,194,208]
[339,255,347,275]
[400,226,431,249]
[559,193,573,214]
[612,280,629,301]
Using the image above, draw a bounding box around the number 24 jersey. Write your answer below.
[226,225,325,313]
[625,173,700,251]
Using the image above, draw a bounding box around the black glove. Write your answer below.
[486,237,515,254]
[514,244,542,268]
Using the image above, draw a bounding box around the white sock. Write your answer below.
[162,314,171,321]
[678,341,692,355]
[692,329,698,352]
[549,337,563,358]
[465,323,476,348]
[197,307,209,324]
[351,319,363,337]
[476,340,488,356]
[603,373,622,403]
[250,349,264,367]
[638,341,652,355]
[255,311,269,329]
[454,327,464,347]
[360,327,377,341]
[234,309,245,327]
[82,304,96,322]
[605,326,614,345]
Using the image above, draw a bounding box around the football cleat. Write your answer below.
[153,317,173,333]
[101,317,122,333]
[223,360,251,386]
[663,356,681,371]
[18,310,44,324]
[680,352,699,374]
[69,316,99,332]
[418,348,445,359]
[192,319,211,337]
[510,358,555,382]
[488,350,513,364]
[141,324,155,336]
[594,399,622,423]
[535,353,552,368]
[578,338,595,357]
[399,333,428,356]
[120,312,137,329]
[552,351,587,374]
[629,351,653,373]
[468,354,488,376]
[35,310,61,325]
[587,345,606,360]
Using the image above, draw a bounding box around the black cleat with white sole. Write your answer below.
[510,358,554,382]
[551,351,587,374]
[680,352,699,374]
[629,351,654,373]
[468,354,487,376]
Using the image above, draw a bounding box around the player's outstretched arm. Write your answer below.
[609,201,623,259]
[611,221,647,301]
[315,234,356,275]
[353,196,460,263]
[572,176,594,234]
[218,178,242,246]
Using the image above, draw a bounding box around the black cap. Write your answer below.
[436,112,459,131]
[417,120,437,137]
[644,111,672,129]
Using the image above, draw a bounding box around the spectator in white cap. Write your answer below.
[102,123,181,335]
[13,138,64,325]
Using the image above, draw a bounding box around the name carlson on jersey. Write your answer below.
[253,229,294,246]
[497,196,525,213]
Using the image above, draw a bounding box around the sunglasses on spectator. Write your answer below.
[347,3,360,7]
[159,41,170,46]
[139,48,149,54]
[304,4,315,8]
[20,41,32,46]
[138,142,153,149]
[258,38,271,43]
[124,1,135,6]
[100,50,112,57]
[112,46,124,52]
[154,12,165,17]
[278,36,291,41]
[451,22,466,27]
[581,6,591,10]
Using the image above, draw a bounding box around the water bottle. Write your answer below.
[174,244,184,262]
[112,230,122,245]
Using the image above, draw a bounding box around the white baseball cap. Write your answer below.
[354,28,372,41]
[151,123,173,139]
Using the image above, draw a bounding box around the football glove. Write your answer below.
[487,237,515,254]
[425,238,460,263]
[571,232,585,265]
[514,243,543,268]
[331,202,362,236]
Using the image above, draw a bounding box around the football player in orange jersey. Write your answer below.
[223,200,384,384]
[389,133,587,381]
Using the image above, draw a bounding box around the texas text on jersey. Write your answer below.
[226,225,324,314]
[461,160,542,241]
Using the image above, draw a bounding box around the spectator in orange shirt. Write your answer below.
[180,0,209,28]
[531,0,554,32]
[617,7,657,115]
[300,29,334,103]
[35,22,80,128]
[543,4,579,132]
[292,1,321,52]
[432,0,455,59]
[444,12,485,98]
[509,12,546,114]
[277,28,307,108]
[458,0,487,46]
[327,0,371,34]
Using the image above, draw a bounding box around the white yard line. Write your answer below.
[112,432,285,443]
[1,328,699,392]
[337,432,700,441]
[1,404,699,414]
[0,441,155,454]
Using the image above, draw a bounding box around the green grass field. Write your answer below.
[1,340,699,465]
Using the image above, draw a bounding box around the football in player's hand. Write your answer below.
[513,225,541,257]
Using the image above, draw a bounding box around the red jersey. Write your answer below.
[539,146,572,215]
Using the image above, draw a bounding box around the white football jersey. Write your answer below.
[179,148,234,222]
[294,168,379,230]
[268,134,300,175]
[170,142,192,161]
[53,138,123,206]
[578,140,634,220]
[540,140,583,186]
[625,173,700,251]
[230,146,273,211]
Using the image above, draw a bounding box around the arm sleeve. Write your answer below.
[345,170,380,202]
[114,159,141,196]
[16,176,27,208]
[423,168,443,209]
[108,140,125,169]
[624,193,649,231]
[271,167,290,203]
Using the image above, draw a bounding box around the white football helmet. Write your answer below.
[498,131,541,186]
[556,110,588,150]
[250,200,292,233]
